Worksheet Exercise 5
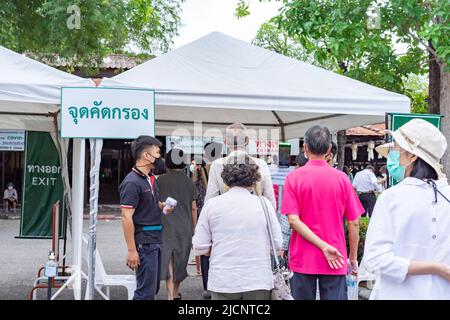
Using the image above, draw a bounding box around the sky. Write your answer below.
[172,0,283,49]
[172,1,409,54]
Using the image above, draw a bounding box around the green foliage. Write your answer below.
[403,73,429,113]
[252,21,338,70]
[357,216,370,262]
[236,0,280,19]
[389,0,450,69]
[0,0,183,75]
[235,0,251,19]
[274,0,433,94]
[241,0,450,111]
[345,216,370,263]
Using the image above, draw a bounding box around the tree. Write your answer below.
[404,74,429,114]
[253,21,308,60]
[0,0,183,74]
[252,21,338,70]
[238,0,450,180]
[253,21,432,114]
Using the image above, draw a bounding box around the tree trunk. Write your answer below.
[337,130,346,170]
[440,64,450,182]
[429,42,441,114]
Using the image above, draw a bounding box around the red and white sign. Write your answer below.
[249,140,279,155]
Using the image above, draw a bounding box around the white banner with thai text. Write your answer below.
[61,87,155,139]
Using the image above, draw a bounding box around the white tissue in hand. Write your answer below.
[165,197,177,207]
[163,197,177,214]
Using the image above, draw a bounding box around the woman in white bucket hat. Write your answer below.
[364,119,450,299]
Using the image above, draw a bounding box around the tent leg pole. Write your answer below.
[1,152,5,195]
[271,111,286,142]
[72,139,85,300]
[87,138,103,300]
[62,213,68,276]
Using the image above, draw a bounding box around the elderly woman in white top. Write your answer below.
[193,154,282,300]
[364,119,450,300]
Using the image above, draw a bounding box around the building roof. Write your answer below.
[346,123,385,136]
[24,53,150,70]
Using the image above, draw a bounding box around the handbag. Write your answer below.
[258,196,294,300]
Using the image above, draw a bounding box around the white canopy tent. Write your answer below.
[0,45,94,300]
[0,46,93,131]
[102,31,410,140]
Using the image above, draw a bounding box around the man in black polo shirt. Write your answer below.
[120,135,173,300]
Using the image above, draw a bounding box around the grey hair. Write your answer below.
[225,122,248,149]
[304,125,331,155]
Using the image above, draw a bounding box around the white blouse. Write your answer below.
[193,187,282,293]
[364,177,450,299]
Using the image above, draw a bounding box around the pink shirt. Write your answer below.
[273,184,279,211]
[281,160,364,275]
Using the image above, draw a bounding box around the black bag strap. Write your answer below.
[426,179,450,204]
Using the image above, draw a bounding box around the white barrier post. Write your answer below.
[72,138,85,300]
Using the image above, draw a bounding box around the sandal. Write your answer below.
[188,259,196,265]
[174,293,182,300]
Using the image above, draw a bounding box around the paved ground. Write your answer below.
[0,218,204,300]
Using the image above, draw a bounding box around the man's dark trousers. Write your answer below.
[200,255,210,291]
[358,192,377,217]
[133,243,161,300]
[290,273,348,300]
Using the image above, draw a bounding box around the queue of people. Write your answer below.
[119,119,450,300]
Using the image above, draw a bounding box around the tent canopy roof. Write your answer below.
[0,45,93,131]
[102,32,409,138]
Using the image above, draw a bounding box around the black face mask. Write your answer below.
[136,149,160,169]
[146,148,162,163]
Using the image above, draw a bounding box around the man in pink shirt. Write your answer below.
[281,125,364,300]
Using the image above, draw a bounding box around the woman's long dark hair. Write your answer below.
[410,158,438,180]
